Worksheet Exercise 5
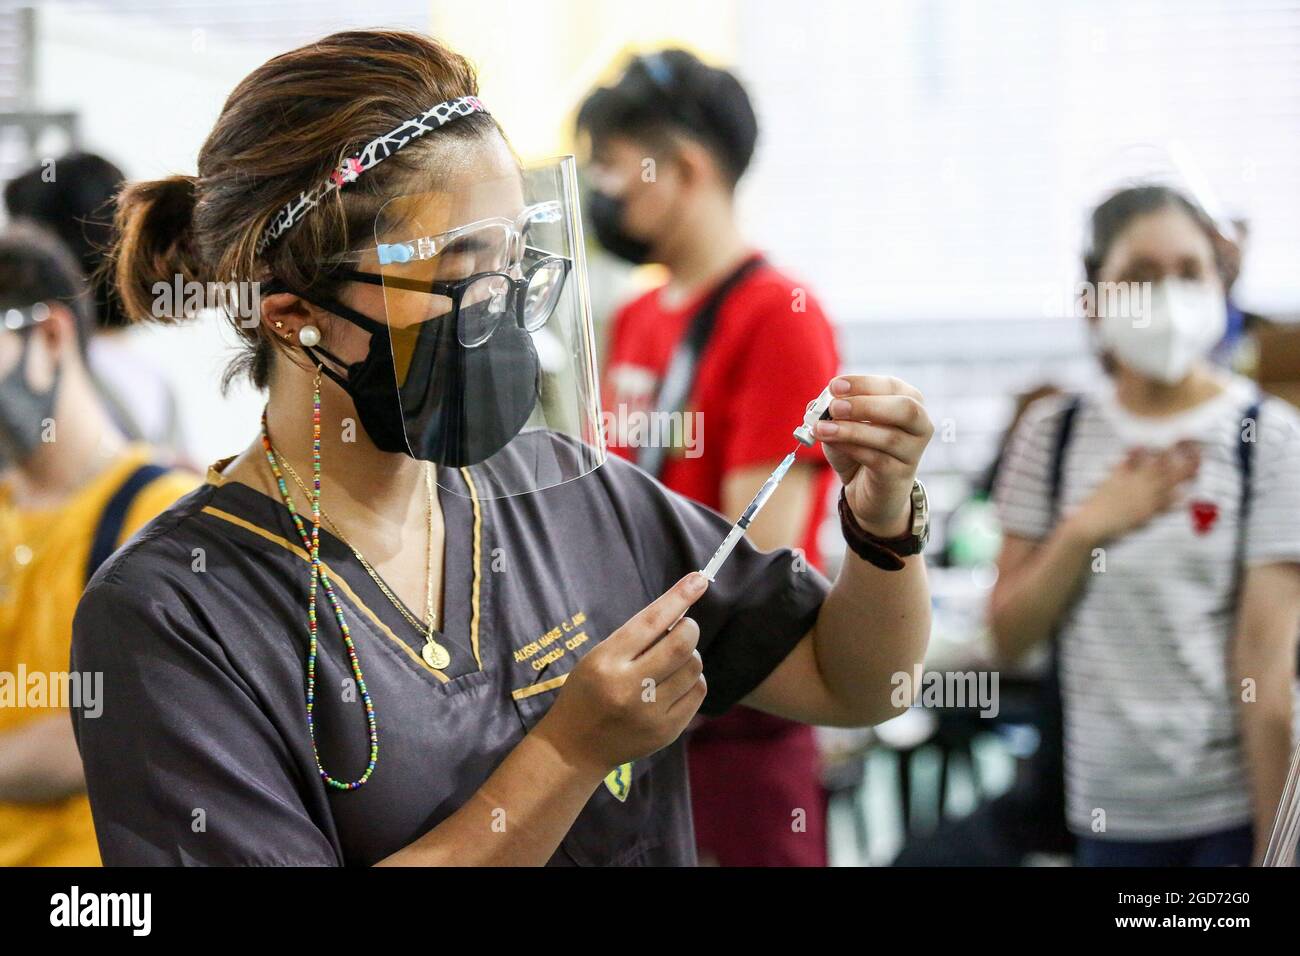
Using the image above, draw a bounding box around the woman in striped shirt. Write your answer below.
[990,185,1300,866]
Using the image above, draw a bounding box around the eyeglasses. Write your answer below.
[335,250,572,348]
[325,201,563,270]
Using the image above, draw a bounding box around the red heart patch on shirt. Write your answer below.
[1189,500,1219,535]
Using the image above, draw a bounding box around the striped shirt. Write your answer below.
[994,375,1300,839]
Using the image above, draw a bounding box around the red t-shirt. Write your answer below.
[602,256,840,569]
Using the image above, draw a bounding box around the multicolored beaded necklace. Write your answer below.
[260,372,378,791]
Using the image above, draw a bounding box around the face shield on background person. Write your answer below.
[1080,142,1238,381]
[313,156,606,500]
[0,302,58,470]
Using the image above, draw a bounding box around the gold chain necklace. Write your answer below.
[274,450,451,670]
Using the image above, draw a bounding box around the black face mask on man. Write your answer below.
[587,189,654,266]
[288,289,541,468]
[0,327,58,471]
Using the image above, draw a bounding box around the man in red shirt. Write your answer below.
[579,50,840,866]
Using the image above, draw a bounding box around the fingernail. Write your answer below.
[685,572,708,595]
[817,420,839,436]
[830,398,851,417]
[831,377,851,395]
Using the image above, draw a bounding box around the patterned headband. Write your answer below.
[256,95,488,255]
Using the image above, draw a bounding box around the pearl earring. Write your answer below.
[298,325,321,348]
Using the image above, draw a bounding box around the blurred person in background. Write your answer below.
[989,185,1300,866]
[0,224,196,865]
[5,152,185,457]
[579,50,840,866]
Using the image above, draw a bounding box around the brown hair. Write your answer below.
[1083,184,1231,287]
[111,30,499,390]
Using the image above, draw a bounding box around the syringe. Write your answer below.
[698,383,836,583]
[700,450,798,581]
[665,383,837,631]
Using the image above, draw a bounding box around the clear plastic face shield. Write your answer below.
[0,302,48,374]
[337,156,605,500]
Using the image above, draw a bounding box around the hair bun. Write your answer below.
[111,174,206,324]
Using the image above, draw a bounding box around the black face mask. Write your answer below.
[587,189,654,265]
[294,291,541,468]
[0,333,58,470]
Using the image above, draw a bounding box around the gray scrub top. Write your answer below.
[70,440,830,866]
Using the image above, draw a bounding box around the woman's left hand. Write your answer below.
[814,375,933,538]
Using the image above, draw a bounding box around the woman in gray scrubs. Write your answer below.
[71,30,935,866]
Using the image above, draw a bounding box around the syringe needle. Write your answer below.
[666,379,840,633]
[703,448,797,582]
[666,449,800,632]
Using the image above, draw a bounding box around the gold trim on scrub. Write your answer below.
[200,458,487,683]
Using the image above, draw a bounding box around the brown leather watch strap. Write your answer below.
[837,488,910,571]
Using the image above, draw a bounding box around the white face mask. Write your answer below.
[1097,277,1228,384]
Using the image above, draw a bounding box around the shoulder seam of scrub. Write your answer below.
[89,484,220,592]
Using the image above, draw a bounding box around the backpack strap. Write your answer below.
[1024,393,1083,842]
[1236,396,1261,551]
[1048,395,1084,521]
[636,253,766,478]
[86,463,169,584]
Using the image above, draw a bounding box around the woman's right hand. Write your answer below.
[534,572,711,778]
[1068,441,1201,546]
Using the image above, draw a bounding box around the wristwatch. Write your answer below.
[838,479,930,571]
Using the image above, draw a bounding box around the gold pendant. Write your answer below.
[422,639,451,670]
